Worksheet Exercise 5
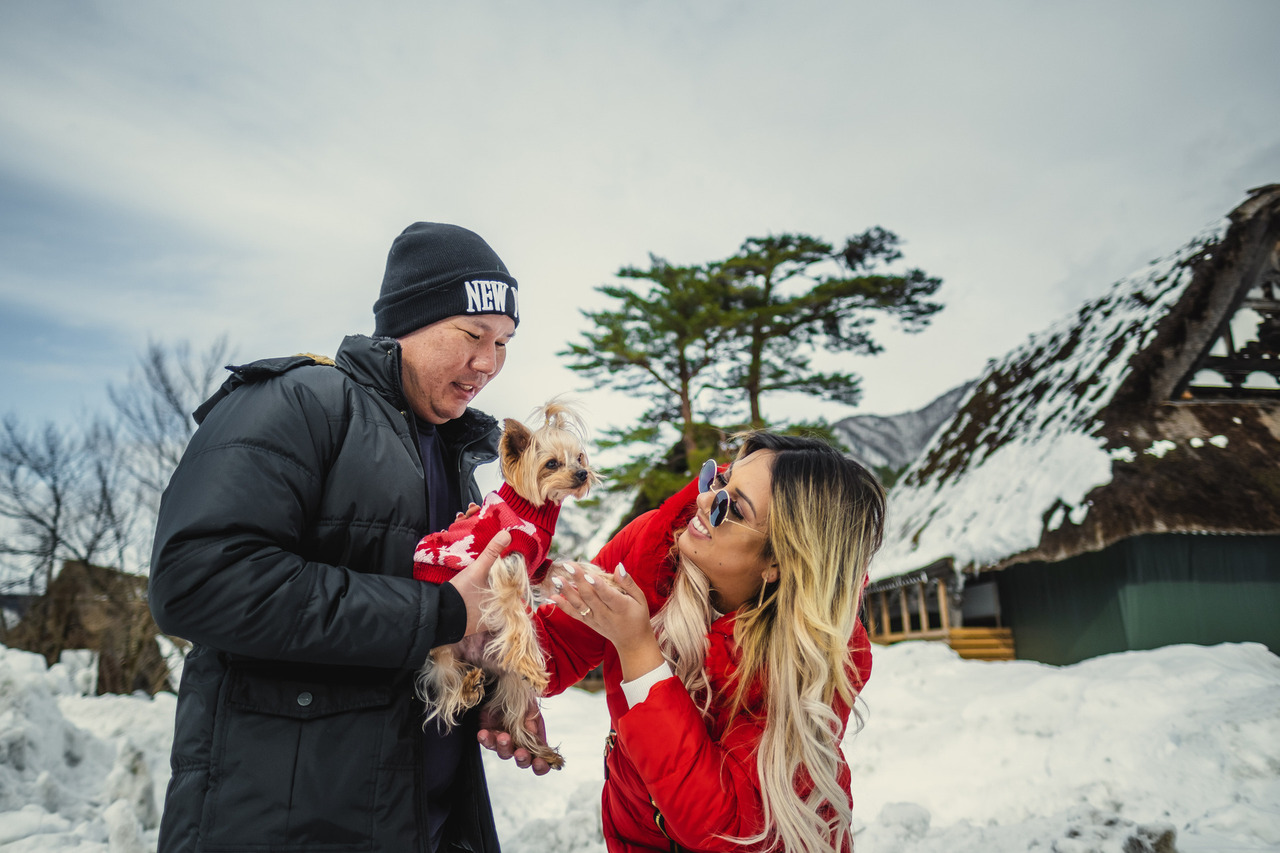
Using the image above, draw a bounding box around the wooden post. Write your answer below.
[865,594,877,637]
[898,588,910,635]
[880,593,891,638]
[916,580,928,631]
[936,578,951,633]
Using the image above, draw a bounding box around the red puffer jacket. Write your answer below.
[534,478,873,853]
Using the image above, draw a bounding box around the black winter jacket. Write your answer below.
[150,334,502,853]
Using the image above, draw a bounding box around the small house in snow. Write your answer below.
[1,561,179,694]
[866,185,1280,664]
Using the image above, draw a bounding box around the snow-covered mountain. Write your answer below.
[831,382,975,472]
[549,489,635,563]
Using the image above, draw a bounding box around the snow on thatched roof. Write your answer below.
[872,186,1280,582]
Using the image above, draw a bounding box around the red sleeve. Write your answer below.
[533,509,653,696]
[533,604,605,697]
[615,678,767,849]
[611,619,872,850]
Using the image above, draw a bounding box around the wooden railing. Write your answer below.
[864,575,1015,661]
[865,572,953,643]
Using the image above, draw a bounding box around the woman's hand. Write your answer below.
[551,562,665,682]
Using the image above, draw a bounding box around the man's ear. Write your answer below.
[500,419,532,471]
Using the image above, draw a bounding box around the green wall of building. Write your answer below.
[996,534,1280,665]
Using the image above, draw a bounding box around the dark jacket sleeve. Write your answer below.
[149,372,449,670]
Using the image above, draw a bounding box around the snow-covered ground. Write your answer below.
[2,639,1277,852]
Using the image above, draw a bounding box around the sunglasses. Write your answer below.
[697,459,767,536]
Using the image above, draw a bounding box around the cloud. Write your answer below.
[0,0,1277,432]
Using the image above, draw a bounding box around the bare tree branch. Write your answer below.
[108,336,232,500]
[0,336,233,592]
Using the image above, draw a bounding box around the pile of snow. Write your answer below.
[847,641,1280,852]
[2,639,1277,851]
[0,648,175,852]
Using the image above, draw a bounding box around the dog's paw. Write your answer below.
[460,666,486,709]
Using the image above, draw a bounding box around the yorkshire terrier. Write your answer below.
[412,400,599,770]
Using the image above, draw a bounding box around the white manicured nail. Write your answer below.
[616,563,627,578]
[564,564,576,575]
[584,572,596,585]
[552,577,563,591]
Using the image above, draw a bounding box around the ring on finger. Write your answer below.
[580,607,591,617]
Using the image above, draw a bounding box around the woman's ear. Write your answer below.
[763,567,779,584]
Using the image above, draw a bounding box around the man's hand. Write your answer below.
[447,530,510,636]
[477,701,555,776]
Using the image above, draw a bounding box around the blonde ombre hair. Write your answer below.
[651,432,886,853]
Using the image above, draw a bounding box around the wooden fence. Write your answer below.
[864,574,1015,661]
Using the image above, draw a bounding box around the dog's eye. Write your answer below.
[577,454,584,465]
[545,459,560,470]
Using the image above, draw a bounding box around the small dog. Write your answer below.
[412,400,599,769]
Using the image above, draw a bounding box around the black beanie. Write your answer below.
[372,222,520,339]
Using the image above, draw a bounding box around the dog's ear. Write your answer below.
[501,418,532,470]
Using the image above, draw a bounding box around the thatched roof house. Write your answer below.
[866,185,1280,664]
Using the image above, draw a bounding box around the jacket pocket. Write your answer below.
[199,667,398,851]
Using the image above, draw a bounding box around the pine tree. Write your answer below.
[560,227,943,511]
[717,227,943,428]
[560,255,740,462]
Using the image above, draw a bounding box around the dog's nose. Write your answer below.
[574,469,589,484]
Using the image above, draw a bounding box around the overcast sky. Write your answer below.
[2,1,1278,443]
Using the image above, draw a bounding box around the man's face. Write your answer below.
[398,314,516,424]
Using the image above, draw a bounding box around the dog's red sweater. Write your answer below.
[412,482,560,584]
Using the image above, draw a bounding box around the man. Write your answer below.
[150,222,538,853]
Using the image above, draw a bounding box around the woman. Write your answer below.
[535,432,885,853]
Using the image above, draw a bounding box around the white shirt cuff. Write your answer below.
[620,661,675,708]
